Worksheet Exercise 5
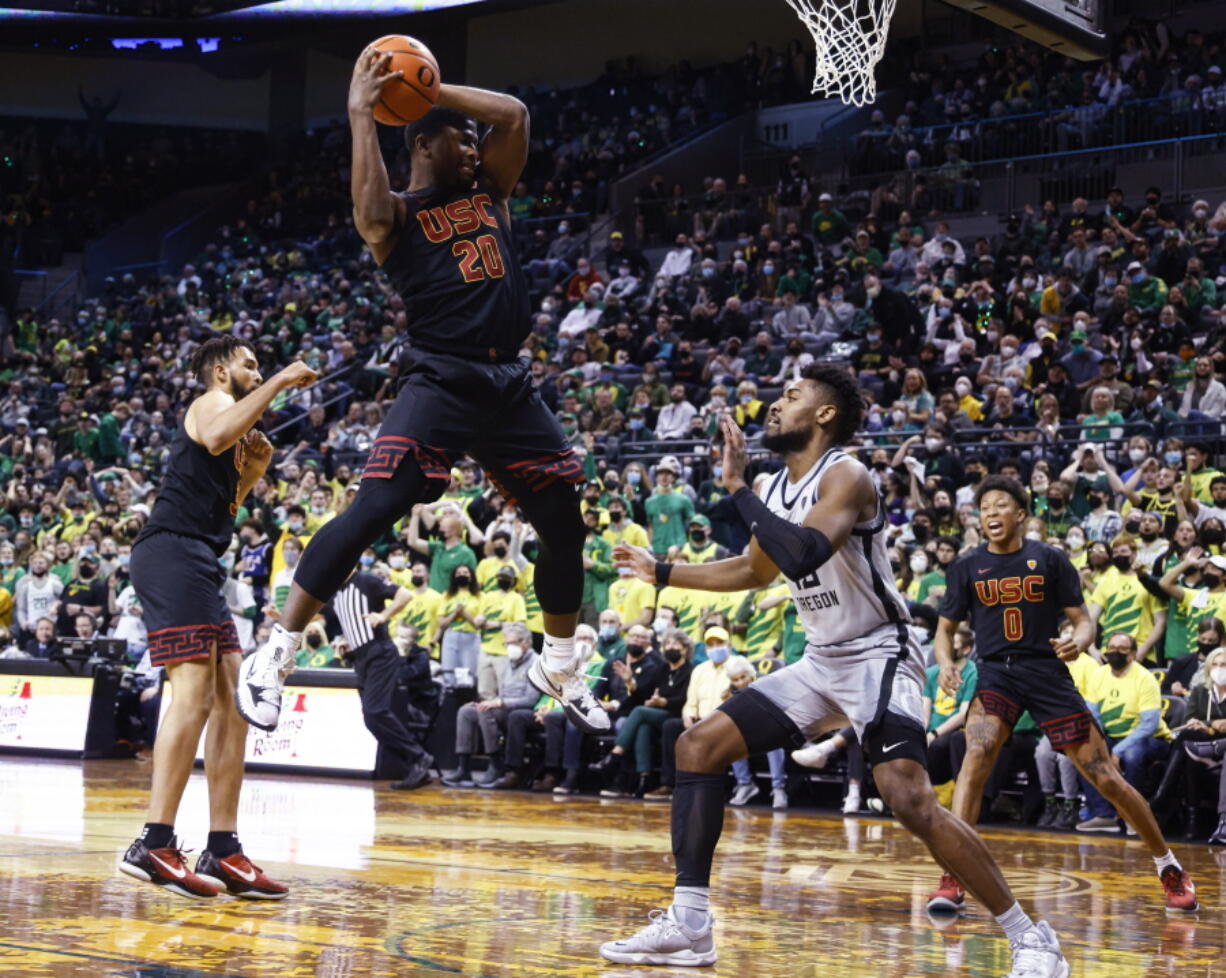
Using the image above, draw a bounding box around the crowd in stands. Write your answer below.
[853,22,1226,179]
[4,25,1226,839]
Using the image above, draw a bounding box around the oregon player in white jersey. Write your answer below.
[601,362,1068,978]
[758,449,909,654]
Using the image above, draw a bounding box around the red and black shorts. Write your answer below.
[974,654,1095,750]
[363,350,584,505]
[130,530,241,668]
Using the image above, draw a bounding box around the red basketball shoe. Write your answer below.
[118,837,220,900]
[195,849,289,900]
[926,873,966,914]
[1160,866,1199,914]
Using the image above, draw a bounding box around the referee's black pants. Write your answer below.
[353,639,430,768]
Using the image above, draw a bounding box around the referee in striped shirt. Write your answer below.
[328,570,434,791]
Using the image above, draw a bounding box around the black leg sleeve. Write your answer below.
[514,478,585,617]
[672,770,727,888]
[295,455,442,602]
[660,717,685,787]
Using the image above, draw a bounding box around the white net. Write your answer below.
[784,0,898,106]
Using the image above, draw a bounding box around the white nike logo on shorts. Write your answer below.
[881,741,906,753]
[150,852,187,879]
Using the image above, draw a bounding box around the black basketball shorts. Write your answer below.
[363,351,584,504]
[974,654,1094,750]
[130,530,240,668]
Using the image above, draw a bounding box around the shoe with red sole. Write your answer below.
[926,873,966,914]
[118,838,220,900]
[1160,866,1199,914]
[195,849,289,900]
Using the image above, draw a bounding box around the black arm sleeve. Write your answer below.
[1136,571,1168,602]
[731,486,833,581]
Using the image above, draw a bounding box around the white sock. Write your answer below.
[672,886,710,931]
[272,622,302,646]
[1154,850,1181,876]
[995,902,1035,943]
[845,784,861,803]
[541,633,575,673]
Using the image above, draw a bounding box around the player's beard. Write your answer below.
[761,424,811,455]
[229,375,258,400]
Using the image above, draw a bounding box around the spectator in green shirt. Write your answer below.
[407,505,479,593]
[580,507,616,625]
[644,456,694,556]
[1081,386,1126,442]
[1126,261,1168,315]
[811,193,852,248]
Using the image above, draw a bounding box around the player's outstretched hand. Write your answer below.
[613,543,657,584]
[349,46,404,116]
[937,663,962,697]
[719,414,747,491]
[1049,634,1082,662]
[278,360,319,390]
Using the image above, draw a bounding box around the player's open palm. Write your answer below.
[613,543,656,584]
[937,663,962,697]
[349,48,404,115]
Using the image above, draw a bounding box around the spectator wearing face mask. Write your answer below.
[601,495,650,550]
[1077,631,1172,832]
[672,515,729,566]
[296,621,336,668]
[593,628,694,799]
[437,565,482,692]
[494,625,606,793]
[1059,329,1104,389]
[1156,549,1226,656]
[472,567,528,700]
[269,503,312,585]
[608,561,657,632]
[394,559,443,655]
[442,624,539,788]
[648,626,740,802]
[14,552,63,643]
[55,552,107,636]
[645,456,695,557]
[1089,535,1167,664]
[1126,260,1169,316]
[475,531,518,593]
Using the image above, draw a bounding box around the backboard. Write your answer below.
[939,0,1109,61]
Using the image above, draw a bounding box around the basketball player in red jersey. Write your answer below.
[237,47,608,739]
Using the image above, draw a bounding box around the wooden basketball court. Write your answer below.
[0,757,1220,977]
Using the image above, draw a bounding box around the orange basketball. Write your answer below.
[369,34,441,126]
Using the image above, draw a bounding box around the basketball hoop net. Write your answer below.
[784,0,897,106]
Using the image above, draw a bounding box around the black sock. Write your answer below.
[457,754,471,778]
[141,822,175,850]
[207,831,241,858]
[671,770,727,888]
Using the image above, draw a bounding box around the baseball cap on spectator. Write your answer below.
[657,455,681,475]
[1070,329,1088,342]
[1207,555,1226,572]
[688,514,711,528]
[1145,379,1164,391]
[79,552,100,565]
[610,231,624,240]
[1127,261,1144,273]
[34,427,47,436]
[819,193,833,202]
[1040,330,1058,342]
[704,625,730,644]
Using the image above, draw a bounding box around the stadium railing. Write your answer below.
[841,130,1224,217]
